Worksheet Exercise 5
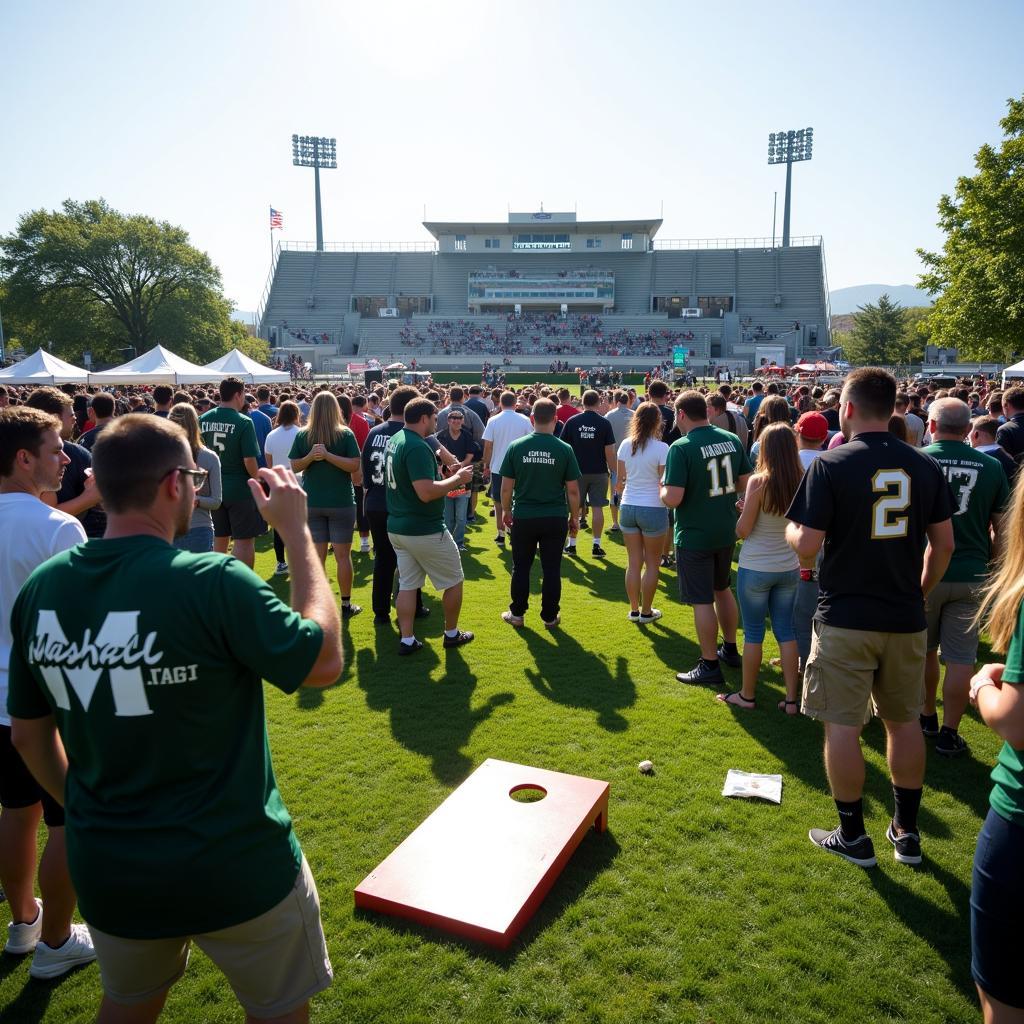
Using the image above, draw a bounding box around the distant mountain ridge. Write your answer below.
[829,284,932,315]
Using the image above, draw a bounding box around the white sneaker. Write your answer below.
[29,922,96,979]
[5,897,42,954]
[274,561,289,576]
[638,609,663,624]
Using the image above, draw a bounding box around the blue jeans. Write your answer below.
[793,576,819,665]
[444,493,470,547]
[737,567,798,644]
[174,525,214,553]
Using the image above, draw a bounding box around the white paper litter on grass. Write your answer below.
[722,770,783,804]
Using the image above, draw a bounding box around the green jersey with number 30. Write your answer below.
[200,407,260,503]
[663,424,752,550]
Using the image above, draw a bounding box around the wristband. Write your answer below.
[971,677,997,701]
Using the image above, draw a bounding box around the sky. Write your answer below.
[3,0,1023,314]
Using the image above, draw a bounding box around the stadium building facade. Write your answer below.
[257,211,832,374]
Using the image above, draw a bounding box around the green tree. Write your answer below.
[842,293,908,366]
[0,199,240,365]
[918,94,1024,363]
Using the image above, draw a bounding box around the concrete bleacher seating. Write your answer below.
[259,243,828,372]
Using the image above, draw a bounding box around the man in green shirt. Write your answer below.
[385,399,475,656]
[923,397,1008,756]
[200,376,263,569]
[661,390,752,686]
[8,414,342,1022]
[499,398,581,628]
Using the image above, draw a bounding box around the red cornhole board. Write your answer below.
[354,758,609,949]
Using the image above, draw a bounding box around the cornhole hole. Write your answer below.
[354,758,609,949]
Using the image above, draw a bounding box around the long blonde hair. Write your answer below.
[306,391,346,448]
[755,422,803,515]
[977,473,1024,650]
[168,402,204,458]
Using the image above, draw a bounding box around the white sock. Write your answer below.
[445,628,459,638]
[401,636,417,645]
[593,534,602,544]
[567,538,576,548]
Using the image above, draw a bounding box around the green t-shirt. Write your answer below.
[199,407,260,503]
[923,440,1009,582]
[663,424,753,550]
[499,432,581,519]
[6,536,324,939]
[991,605,1024,827]
[385,428,444,536]
[288,427,359,509]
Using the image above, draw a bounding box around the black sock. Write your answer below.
[892,785,922,835]
[342,596,351,605]
[702,657,720,670]
[835,798,866,841]
[721,641,738,654]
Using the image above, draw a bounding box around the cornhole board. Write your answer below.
[354,758,609,949]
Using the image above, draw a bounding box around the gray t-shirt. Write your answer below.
[605,406,634,446]
[189,446,223,530]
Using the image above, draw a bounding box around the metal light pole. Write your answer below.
[768,128,813,247]
[292,134,337,251]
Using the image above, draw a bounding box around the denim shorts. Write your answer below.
[618,504,669,537]
[737,566,798,644]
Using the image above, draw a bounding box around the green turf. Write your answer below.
[0,511,994,1023]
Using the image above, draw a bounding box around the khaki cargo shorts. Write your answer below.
[802,622,927,726]
[925,580,983,666]
[389,529,465,592]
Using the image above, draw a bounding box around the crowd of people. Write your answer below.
[0,365,1022,1020]
[269,352,313,378]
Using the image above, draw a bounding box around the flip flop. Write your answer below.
[716,690,756,709]
[778,699,799,715]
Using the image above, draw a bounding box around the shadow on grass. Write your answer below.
[355,630,515,783]
[867,856,975,1003]
[520,627,636,731]
[353,826,621,964]
[0,964,78,1024]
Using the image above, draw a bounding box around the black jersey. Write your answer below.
[361,421,439,514]
[786,431,953,633]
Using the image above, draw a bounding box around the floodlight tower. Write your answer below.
[767,128,813,247]
[292,134,337,251]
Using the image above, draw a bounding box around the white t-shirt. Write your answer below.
[264,425,301,472]
[482,409,532,472]
[616,438,670,507]
[0,493,87,726]
[799,448,824,470]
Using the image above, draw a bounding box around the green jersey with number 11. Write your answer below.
[663,424,752,550]
[200,407,260,503]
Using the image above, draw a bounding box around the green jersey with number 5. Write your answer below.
[200,407,260,502]
[663,424,752,550]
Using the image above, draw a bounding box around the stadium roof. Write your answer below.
[422,218,663,239]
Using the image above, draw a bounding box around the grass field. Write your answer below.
[0,505,995,1024]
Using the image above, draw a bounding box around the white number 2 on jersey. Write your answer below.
[707,456,736,498]
[871,469,911,538]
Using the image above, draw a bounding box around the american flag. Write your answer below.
[269,207,283,230]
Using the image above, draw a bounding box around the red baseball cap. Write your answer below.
[795,411,829,441]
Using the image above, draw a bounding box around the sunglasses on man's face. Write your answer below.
[160,466,209,487]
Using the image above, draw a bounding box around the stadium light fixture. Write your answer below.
[291,134,338,251]
[767,127,813,247]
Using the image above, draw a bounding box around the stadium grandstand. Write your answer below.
[257,210,832,375]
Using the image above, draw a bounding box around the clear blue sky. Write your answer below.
[3,0,1022,312]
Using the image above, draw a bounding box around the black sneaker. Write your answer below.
[495,535,505,547]
[885,821,922,865]
[397,639,423,656]
[935,727,968,758]
[919,712,939,737]
[716,643,741,668]
[415,606,432,619]
[809,826,877,867]
[341,603,362,618]
[676,660,725,686]
[443,630,475,649]
[592,545,607,557]
[564,544,578,557]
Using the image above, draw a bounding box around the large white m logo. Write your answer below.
[32,610,156,717]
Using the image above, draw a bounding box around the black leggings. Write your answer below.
[366,509,424,617]
[273,529,286,563]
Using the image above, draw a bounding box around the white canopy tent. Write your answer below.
[88,345,224,385]
[1003,359,1024,386]
[0,349,89,385]
[200,349,289,384]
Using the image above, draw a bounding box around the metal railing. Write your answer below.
[281,240,437,253]
[654,236,822,250]
[255,240,282,332]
